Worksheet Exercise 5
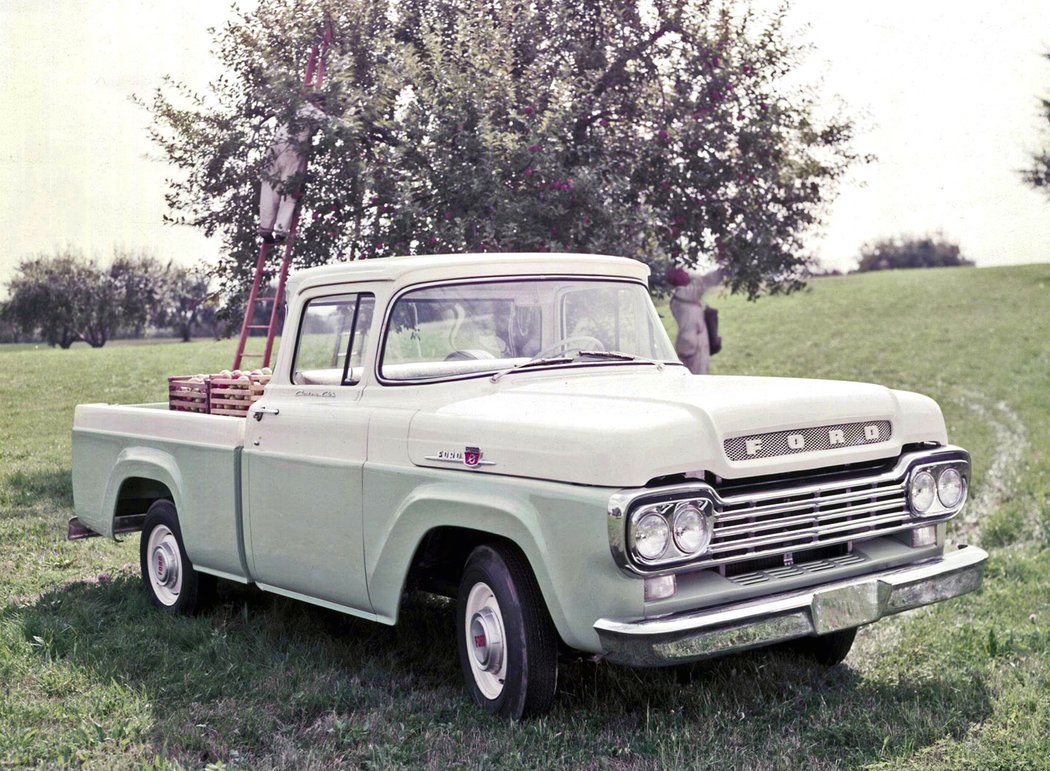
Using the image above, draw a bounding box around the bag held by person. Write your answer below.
[704,306,721,355]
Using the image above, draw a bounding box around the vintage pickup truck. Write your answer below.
[71,253,987,718]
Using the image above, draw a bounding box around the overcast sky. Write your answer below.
[1,0,1047,283]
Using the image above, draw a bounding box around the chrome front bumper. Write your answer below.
[594,545,987,667]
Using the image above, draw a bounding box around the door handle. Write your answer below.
[253,406,280,421]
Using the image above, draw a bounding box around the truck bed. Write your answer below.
[72,403,250,582]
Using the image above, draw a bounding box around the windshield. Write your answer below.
[380,278,678,382]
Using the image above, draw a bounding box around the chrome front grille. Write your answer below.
[608,446,970,576]
[696,474,909,569]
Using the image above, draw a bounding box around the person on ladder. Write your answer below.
[257,92,335,244]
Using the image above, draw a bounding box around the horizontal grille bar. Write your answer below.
[694,517,913,569]
[716,483,906,524]
[692,472,914,570]
[714,495,908,539]
[707,510,910,556]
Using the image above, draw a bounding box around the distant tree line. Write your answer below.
[0,248,221,348]
[854,235,974,273]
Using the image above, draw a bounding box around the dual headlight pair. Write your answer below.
[631,499,714,564]
[908,462,968,517]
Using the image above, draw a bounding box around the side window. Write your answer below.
[292,293,375,386]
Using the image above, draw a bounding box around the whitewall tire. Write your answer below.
[456,544,558,719]
[139,500,209,615]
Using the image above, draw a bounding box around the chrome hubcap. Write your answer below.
[464,581,507,700]
[145,524,182,606]
[469,607,504,673]
[153,543,178,587]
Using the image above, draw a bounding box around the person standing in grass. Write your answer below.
[668,265,711,375]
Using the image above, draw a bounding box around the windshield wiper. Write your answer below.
[490,356,574,382]
[577,351,666,369]
[491,351,667,382]
[575,350,639,361]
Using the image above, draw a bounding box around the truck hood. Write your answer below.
[407,367,947,487]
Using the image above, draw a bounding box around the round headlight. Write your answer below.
[672,503,711,555]
[910,470,936,514]
[634,512,670,560]
[936,467,965,508]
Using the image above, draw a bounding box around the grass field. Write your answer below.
[1,264,1048,769]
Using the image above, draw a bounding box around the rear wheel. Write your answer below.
[457,544,558,719]
[139,500,210,615]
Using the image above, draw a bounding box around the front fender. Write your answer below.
[363,468,642,653]
[367,481,545,615]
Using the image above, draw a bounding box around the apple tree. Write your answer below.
[144,0,863,301]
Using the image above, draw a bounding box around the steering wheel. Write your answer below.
[444,349,495,361]
[532,335,603,360]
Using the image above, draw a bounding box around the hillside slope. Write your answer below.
[1,264,1047,768]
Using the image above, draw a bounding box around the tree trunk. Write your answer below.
[179,309,197,342]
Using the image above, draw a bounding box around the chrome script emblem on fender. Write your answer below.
[426,446,496,468]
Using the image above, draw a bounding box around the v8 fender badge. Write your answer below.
[426,446,496,468]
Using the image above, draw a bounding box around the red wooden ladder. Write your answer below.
[232,22,333,371]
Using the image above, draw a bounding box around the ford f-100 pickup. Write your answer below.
[71,253,987,718]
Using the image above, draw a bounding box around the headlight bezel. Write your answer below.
[626,495,716,568]
[906,459,969,518]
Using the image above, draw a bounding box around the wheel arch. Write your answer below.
[366,484,574,647]
[402,525,523,599]
[99,448,184,537]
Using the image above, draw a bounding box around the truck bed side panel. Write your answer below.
[72,403,248,580]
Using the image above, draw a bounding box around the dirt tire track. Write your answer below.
[946,387,1027,545]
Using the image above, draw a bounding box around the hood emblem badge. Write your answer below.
[427,446,495,468]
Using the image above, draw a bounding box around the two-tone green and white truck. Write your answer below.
[71,253,987,718]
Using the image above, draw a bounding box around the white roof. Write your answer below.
[287,252,650,294]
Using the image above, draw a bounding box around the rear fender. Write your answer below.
[98,448,184,538]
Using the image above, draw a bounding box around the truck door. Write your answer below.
[243,292,375,613]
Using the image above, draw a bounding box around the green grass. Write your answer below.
[1,265,1049,769]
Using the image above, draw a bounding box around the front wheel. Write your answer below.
[457,544,559,719]
[139,500,209,615]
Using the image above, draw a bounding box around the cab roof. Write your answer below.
[286,252,651,295]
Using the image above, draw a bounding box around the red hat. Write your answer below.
[665,264,692,287]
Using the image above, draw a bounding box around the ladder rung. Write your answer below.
[239,352,263,358]
[247,325,270,330]
[254,296,277,303]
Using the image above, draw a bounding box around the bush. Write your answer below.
[855,235,974,272]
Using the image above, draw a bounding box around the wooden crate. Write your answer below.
[208,373,272,417]
[168,376,210,413]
